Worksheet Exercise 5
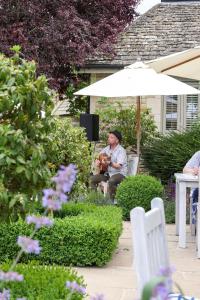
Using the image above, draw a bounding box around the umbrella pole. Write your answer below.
[136,96,141,158]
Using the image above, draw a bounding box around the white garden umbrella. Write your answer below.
[147,46,200,81]
[74,61,200,157]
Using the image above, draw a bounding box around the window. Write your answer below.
[165,95,178,131]
[163,79,200,132]
[185,94,198,129]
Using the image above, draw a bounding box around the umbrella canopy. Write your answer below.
[75,62,200,159]
[147,46,200,81]
[75,62,200,97]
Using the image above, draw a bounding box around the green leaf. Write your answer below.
[9,197,18,208]
[17,156,26,164]
[0,153,6,160]
[6,157,16,165]
[25,169,31,180]
[141,276,166,300]
[16,166,25,174]
[10,45,21,53]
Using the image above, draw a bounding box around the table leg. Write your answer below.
[179,182,187,248]
[175,180,179,235]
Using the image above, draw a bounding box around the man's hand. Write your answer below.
[95,159,100,167]
[192,167,199,176]
[183,166,199,175]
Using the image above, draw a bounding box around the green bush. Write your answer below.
[78,190,113,206]
[164,200,175,224]
[0,49,55,211]
[96,99,158,149]
[0,204,122,266]
[142,123,200,183]
[47,118,91,197]
[116,175,164,220]
[1,262,85,300]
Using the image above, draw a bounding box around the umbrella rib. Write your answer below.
[161,54,200,72]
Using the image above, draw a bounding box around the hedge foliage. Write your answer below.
[1,262,85,300]
[0,204,122,266]
[142,123,200,183]
[46,118,91,197]
[116,175,163,220]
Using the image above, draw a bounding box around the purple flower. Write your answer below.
[158,266,175,277]
[26,215,54,229]
[90,294,105,300]
[0,271,23,282]
[17,236,41,254]
[0,289,10,300]
[52,164,77,193]
[152,282,169,299]
[42,189,62,211]
[66,281,86,295]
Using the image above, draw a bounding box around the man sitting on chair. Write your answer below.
[90,130,127,201]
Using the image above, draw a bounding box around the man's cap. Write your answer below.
[109,130,122,142]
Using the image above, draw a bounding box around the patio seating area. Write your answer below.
[77,222,200,300]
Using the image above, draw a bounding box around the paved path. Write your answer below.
[76,222,200,299]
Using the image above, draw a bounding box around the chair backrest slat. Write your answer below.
[130,197,170,296]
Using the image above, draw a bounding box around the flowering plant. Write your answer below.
[0,164,104,300]
[141,267,190,300]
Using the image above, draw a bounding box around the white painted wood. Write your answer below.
[179,182,187,248]
[175,173,199,248]
[128,156,139,176]
[130,198,171,296]
[175,178,179,235]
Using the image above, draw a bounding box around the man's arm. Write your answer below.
[110,149,127,170]
[110,162,121,169]
[183,166,199,175]
[183,151,200,175]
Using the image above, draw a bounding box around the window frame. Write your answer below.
[162,79,200,133]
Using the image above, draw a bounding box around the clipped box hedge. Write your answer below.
[0,204,122,266]
[2,262,84,300]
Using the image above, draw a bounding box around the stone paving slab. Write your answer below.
[76,222,200,299]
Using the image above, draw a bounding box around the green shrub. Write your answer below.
[79,190,113,206]
[164,200,175,224]
[47,118,91,197]
[142,123,200,183]
[116,175,164,220]
[0,204,122,266]
[96,100,158,149]
[1,262,85,300]
[0,50,55,212]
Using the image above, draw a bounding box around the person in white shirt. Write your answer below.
[183,151,200,203]
[90,130,127,200]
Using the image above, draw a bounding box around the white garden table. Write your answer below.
[175,173,199,248]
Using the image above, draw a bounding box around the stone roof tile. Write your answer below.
[86,2,200,68]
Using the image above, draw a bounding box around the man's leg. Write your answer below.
[90,174,108,191]
[108,174,125,200]
[192,188,199,203]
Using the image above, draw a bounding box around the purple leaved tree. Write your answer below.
[0,0,139,92]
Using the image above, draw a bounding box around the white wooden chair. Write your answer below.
[99,155,139,197]
[130,198,170,296]
[131,198,198,299]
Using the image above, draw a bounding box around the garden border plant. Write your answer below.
[0,164,121,299]
[0,203,122,267]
